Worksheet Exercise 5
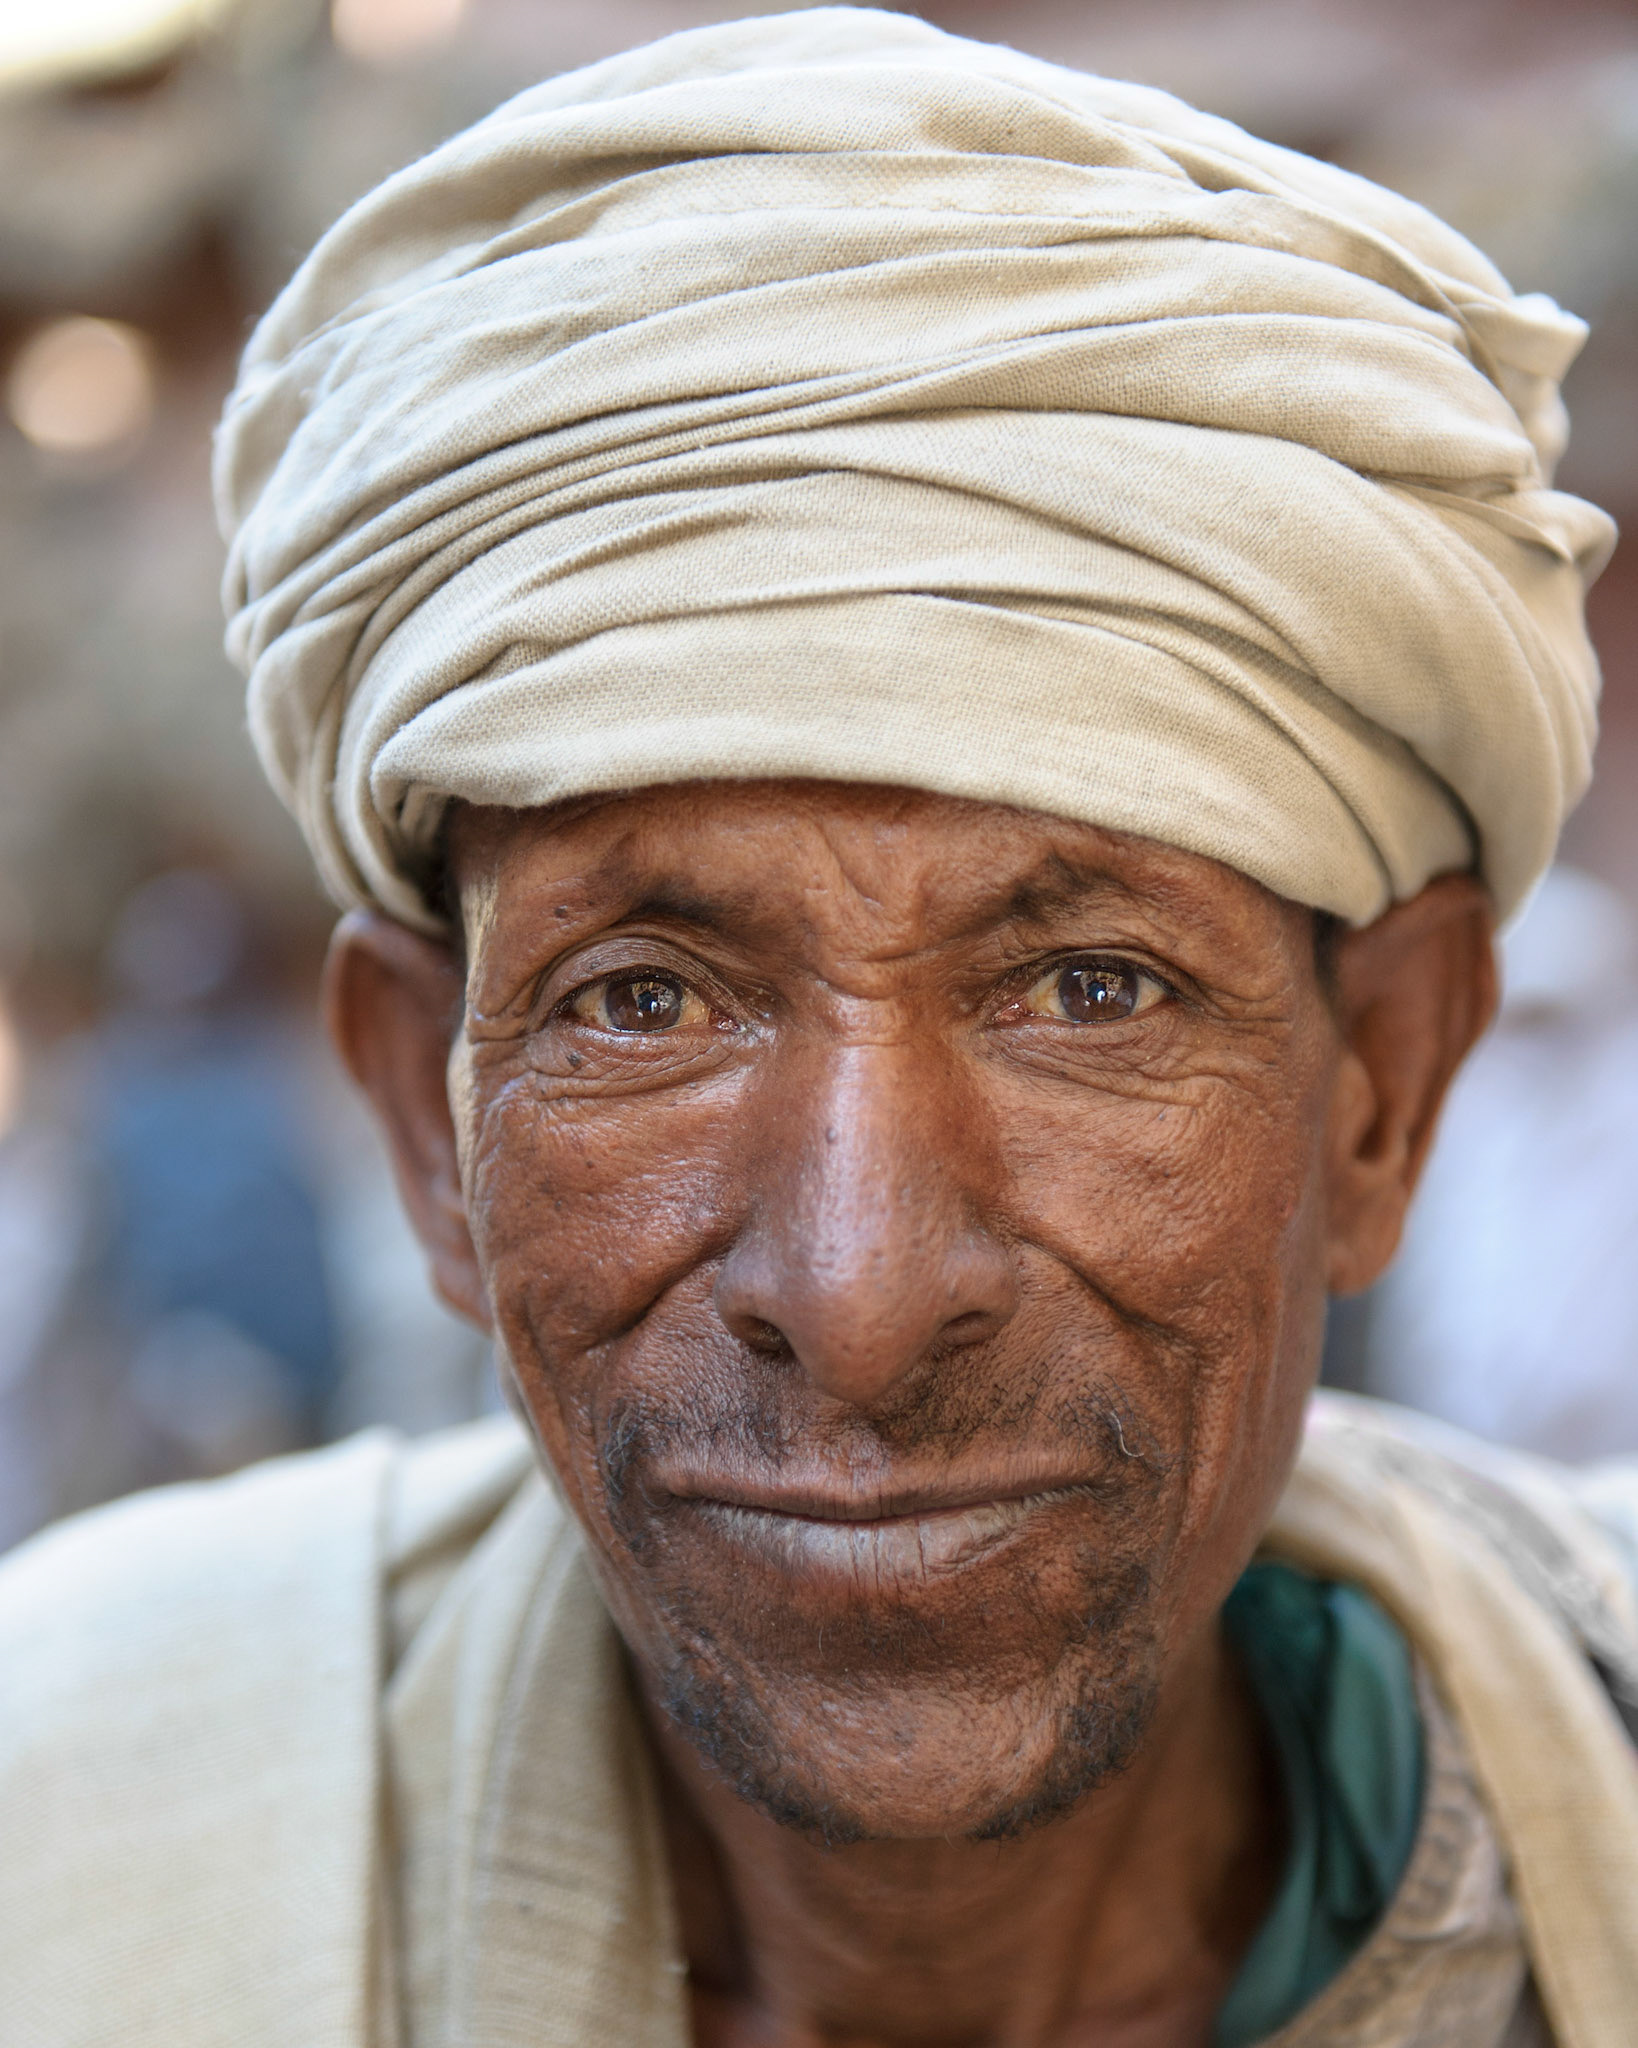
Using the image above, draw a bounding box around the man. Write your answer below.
[3,11,1635,2045]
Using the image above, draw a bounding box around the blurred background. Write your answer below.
[1,0,1635,1549]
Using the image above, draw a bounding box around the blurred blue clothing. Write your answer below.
[87,1011,338,1422]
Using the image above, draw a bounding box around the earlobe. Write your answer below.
[322,909,492,1328]
[1322,876,1498,1297]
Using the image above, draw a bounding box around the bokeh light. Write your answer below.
[0,0,236,91]
[0,994,20,1143]
[330,0,464,66]
[5,318,156,459]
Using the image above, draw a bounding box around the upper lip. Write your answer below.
[666,1472,1098,1523]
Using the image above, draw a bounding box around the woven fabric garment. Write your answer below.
[216,8,1613,935]
[1215,1563,1426,2043]
[3,1396,1637,2046]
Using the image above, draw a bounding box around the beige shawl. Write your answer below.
[3,1396,1637,2046]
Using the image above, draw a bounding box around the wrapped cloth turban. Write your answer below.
[216,6,1614,933]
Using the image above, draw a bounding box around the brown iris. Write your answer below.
[603,973,687,1032]
[1054,962,1142,1021]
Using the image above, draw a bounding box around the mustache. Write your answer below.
[594,1370,1173,1528]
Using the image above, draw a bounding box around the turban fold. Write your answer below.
[216,6,1614,931]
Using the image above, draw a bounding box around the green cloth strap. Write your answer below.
[1214,1561,1425,2047]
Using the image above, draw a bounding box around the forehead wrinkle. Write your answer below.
[606,807,921,965]
[890,848,1169,964]
[766,840,1153,993]
[789,815,1098,953]
[790,836,923,970]
[498,796,1218,969]
[624,844,1140,974]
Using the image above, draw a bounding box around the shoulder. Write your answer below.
[0,1430,388,1748]
[1301,1391,1638,1703]
[0,1416,535,2045]
[0,1415,529,1683]
[0,1414,536,1751]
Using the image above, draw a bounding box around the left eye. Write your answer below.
[570,972,705,1034]
[1019,958,1166,1024]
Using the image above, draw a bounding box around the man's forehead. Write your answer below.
[448,782,1275,957]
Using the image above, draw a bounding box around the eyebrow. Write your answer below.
[998,856,1115,925]
[951,853,1141,943]
[609,884,764,934]
[593,855,1143,953]
[618,858,1075,913]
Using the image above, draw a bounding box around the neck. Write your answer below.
[644,1623,1283,2048]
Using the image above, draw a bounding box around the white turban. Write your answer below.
[216,6,1614,932]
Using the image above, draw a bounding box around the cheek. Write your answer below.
[999,1056,1331,1324]
[457,1067,749,1432]
[994,1062,1332,1586]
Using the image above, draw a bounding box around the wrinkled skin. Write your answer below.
[328,781,1495,2048]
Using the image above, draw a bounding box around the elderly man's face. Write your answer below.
[336,781,1488,1844]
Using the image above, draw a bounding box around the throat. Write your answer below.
[647,1626,1285,2048]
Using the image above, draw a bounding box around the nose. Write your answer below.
[713,1040,1018,1408]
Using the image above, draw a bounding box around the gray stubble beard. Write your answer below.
[651,1573,1161,1849]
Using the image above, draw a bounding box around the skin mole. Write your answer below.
[328,777,1495,2048]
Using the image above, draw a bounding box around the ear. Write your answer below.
[1323,874,1498,1296]
[322,909,490,1328]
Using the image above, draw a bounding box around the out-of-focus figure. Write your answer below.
[81,868,340,1473]
[0,869,345,1541]
[0,988,84,1547]
[1358,866,1638,1459]
[0,864,495,1550]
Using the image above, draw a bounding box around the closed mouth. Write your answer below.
[690,1485,1092,1576]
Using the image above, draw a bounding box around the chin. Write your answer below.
[654,1624,1161,1847]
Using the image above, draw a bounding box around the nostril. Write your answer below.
[739,1316,791,1358]
[940,1308,1004,1349]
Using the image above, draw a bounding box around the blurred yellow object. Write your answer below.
[0,0,240,91]
[5,318,156,458]
[330,0,462,65]
[0,996,19,1142]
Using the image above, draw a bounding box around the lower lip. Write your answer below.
[693,1493,1065,1577]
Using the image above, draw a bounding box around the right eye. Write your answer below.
[567,972,709,1034]
[1016,956,1170,1025]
